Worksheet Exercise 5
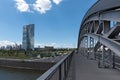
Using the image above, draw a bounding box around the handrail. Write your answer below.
[36,51,74,80]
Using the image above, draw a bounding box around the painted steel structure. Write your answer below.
[78,0,120,68]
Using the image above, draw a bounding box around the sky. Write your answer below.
[0,0,97,48]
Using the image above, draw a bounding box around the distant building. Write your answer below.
[0,46,5,50]
[13,44,22,50]
[34,46,54,51]
[44,46,54,50]
[6,45,12,50]
[22,24,34,50]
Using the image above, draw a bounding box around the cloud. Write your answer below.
[0,40,76,48]
[14,0,62,14]
[35,43,56,48]
[0,40,16,47]
[35,43,76,48]
[52,0,62,5]
[14,0,30,12]
[33,0,52,14]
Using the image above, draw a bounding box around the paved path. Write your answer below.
[73,53,120,80]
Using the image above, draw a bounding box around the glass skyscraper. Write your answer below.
[22,24,34,50]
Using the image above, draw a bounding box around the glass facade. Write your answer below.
[22,24,34,50]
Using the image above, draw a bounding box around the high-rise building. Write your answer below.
[22,24,34,50]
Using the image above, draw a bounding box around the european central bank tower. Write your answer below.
[22,24,34,50]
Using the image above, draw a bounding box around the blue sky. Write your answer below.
[0,0,97,48]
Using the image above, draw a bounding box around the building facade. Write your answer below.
[22,24,34,50]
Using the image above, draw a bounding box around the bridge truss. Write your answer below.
[78,0,120,69]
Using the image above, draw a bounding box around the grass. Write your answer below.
[0,48,75,59]
[0,53,31,59]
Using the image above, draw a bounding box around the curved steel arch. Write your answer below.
[82,0,120,25]
[78,0,120,57]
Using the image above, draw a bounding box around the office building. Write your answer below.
[22,24,34,50]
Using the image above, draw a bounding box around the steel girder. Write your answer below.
[78,0,120,57]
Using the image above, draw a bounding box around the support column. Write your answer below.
[89,22,94,33]
[85,37,88,57]
[101,46,105,68]
[87,36,89,59]
[94,21,99,60]
[104,49,113,68]
[89,37,95,59]
[83,39,85,56]
[112,52,115,69]
[109,50,113,68]
[94,21,99,33]
[103,21,110,34]
[80,40,84,55]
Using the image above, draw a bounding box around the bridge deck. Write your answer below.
[71,53,120,80]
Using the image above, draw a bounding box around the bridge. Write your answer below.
[37,0,120,80]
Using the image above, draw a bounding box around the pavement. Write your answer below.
[71,53,120,80]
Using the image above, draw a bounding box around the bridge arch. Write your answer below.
[78,0,120,68]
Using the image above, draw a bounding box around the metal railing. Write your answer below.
[36,51,74,80]
[114,56,120,70]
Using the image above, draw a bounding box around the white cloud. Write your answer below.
[33,0,52,14]
[52,0,62,5]
[14,0,62,14]
[35,43,76,48]
[35,43,56,48]
[0,41,76,48]
[0,40,15,47]
[15,0,30,12]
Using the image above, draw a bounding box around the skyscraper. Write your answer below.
[22,24,34,50]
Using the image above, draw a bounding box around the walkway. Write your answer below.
[72,53,120,80]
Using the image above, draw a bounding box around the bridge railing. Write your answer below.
[36,51,74,80]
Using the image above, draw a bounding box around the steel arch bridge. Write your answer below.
[78,0,120,68]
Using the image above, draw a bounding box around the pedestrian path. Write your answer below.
[73,53,120,80]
